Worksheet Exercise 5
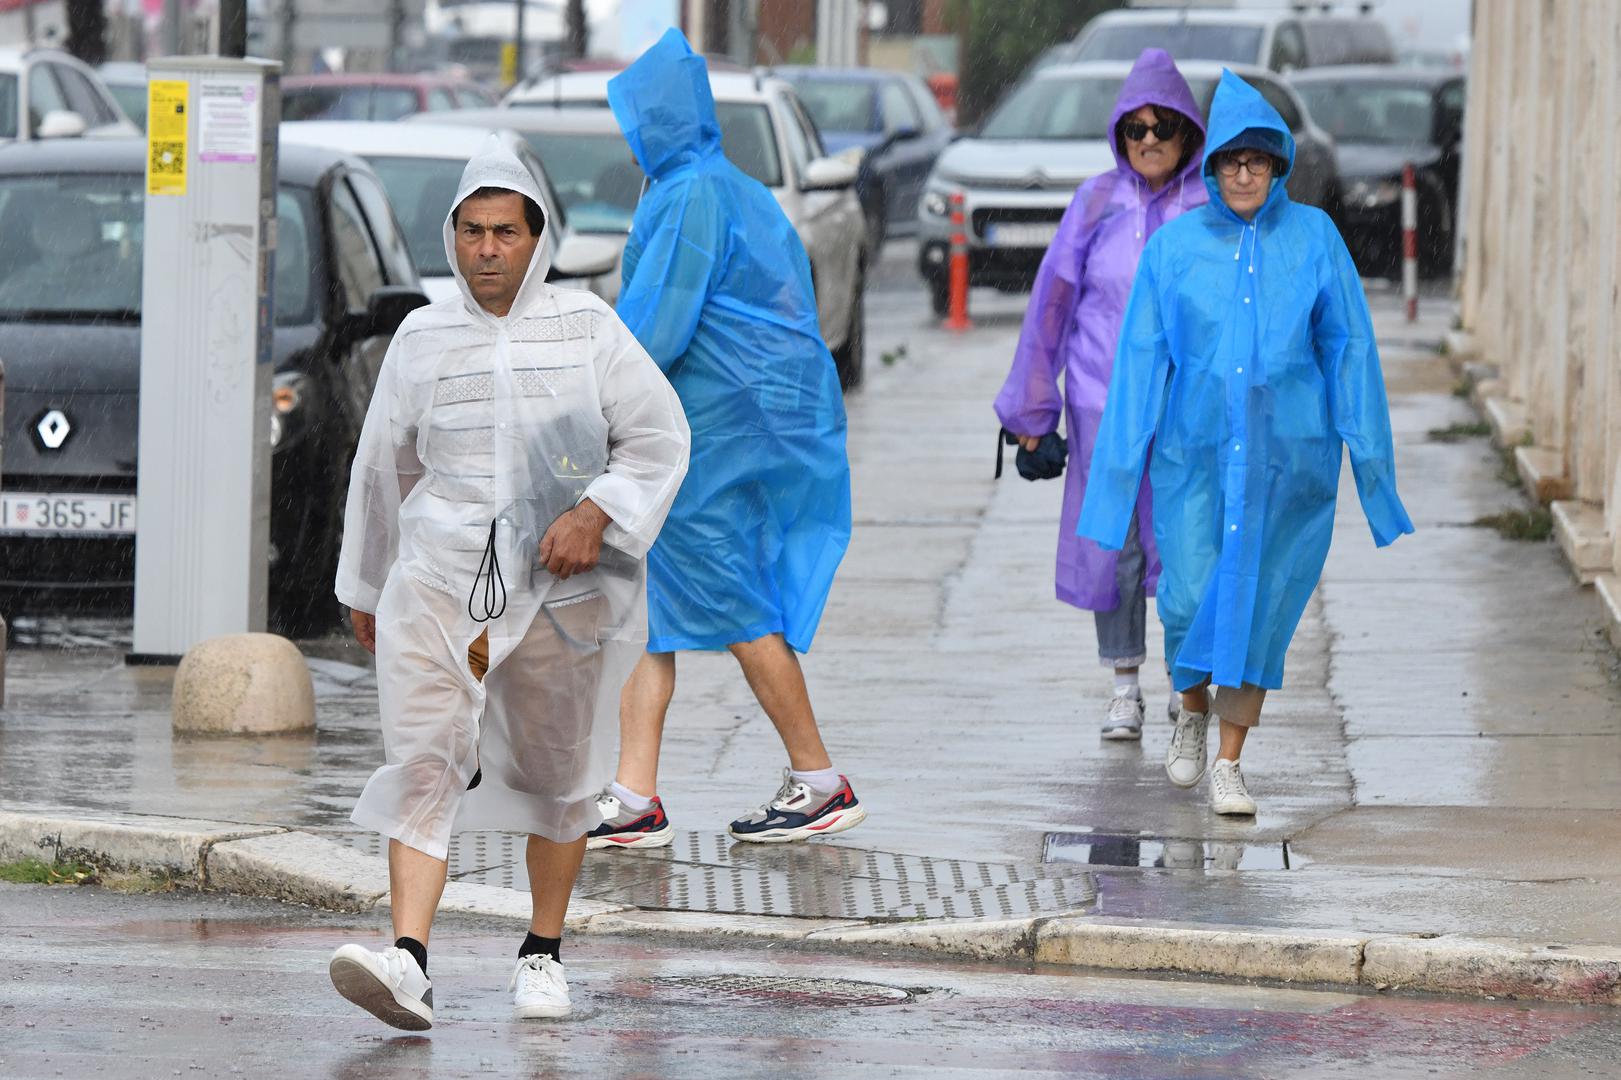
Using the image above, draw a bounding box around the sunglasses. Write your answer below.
[1120,117,1184,143]
[1214,154,1276,178]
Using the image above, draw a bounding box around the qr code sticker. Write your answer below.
[150,141,183,170]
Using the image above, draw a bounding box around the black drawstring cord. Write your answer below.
[468,519,507,623]
[994,427,1017,479]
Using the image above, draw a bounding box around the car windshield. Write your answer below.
[510,98,781,187]
[0,174,314,324]
[1077,23,1266,65]
[106,82,148,129]
[787,78,877,134]
[285,86,420,122]
[0,75,18,139]
[979,76,1123,139]
[523,131,638,233]
[363,156,468,277]
[1294,82,1436,144]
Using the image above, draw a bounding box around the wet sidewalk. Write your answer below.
[2,252,1618,985]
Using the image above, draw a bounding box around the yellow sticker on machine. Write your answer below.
[147,80,189,196]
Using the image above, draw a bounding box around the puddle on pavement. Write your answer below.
[647,974,922,1008]
[1042,832,1300,871]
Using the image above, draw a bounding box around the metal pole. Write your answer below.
[514,0,526,83]
[162,0,180,54]
[219,0,248,57]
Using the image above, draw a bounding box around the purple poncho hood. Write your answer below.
[993,48,1206,613]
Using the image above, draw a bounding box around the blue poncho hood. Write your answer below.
[1201,70,1295,224]
[607,28,722,180]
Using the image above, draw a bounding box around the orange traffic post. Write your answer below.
[945,191,973,331]
[1401,162,1418,323]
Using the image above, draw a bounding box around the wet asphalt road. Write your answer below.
[5,884,1621,1080]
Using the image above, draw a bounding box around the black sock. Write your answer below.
[519,932,561,963]
[395,936,428,976]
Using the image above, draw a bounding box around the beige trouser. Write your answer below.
[1197,682,1268,728]
[468,630,490,683]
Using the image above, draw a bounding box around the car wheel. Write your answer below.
[833,266,866,391]
[928,273,949,318]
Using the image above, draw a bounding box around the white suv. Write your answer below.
[505,69,869,388]
[0,48,137,141]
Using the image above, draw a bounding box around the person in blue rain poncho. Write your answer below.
[1078,71,1413,818]
[587,29,866,848]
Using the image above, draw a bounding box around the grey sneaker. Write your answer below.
[1210,759,1258,816]
[585,788,673,850]
[728,768,865,843]
[1165,708,1209,788]
[329,944,433,1031]
[1101,690,1145,741]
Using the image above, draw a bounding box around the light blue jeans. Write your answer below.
[1094,517,1147,669]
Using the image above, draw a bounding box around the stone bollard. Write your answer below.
[172,633,315,735]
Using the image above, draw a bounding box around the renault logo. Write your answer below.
[35,409,72,451]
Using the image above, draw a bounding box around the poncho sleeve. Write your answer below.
[615,176,724,372]
[334,337,423,613]
[1076,236,1171,552]
[992,180,1105,437]
[582,308,693,559]
[1313,221,1414,547]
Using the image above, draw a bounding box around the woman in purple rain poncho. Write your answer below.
[994,48,1206,741]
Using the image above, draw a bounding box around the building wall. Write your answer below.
[1458,0,1621,636]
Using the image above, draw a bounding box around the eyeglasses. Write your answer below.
[1120,117,1184,143]
[1215,154,1275,178]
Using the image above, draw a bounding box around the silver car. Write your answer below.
[916,60,1337,315]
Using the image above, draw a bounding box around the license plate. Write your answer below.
[986,222,1061,248]
[0,493,137,535]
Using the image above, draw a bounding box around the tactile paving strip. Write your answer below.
[329,830,1097,921]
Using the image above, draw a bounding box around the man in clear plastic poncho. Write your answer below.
[587,29,864,849]
[327,135,689,1030]
[1078,71,1412,818]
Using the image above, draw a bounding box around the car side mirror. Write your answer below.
[801,156,858,192]
[36,110,87,139]
[344,285,429,346]
[548,233,622,280]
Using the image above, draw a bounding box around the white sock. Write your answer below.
[610,781,653,812]
[1113,671,1141,696]
[790,766,841,793]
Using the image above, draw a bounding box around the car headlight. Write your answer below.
[269,371,310,450]
[1346,177,1402,210]
[923,190,952,217]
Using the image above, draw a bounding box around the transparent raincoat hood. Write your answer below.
[994,48,1207,612]
[608,29,851,654]
[1078,70,1412,692]
[335,134,690,858]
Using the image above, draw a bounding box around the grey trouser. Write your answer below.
[1095,517,1147,669]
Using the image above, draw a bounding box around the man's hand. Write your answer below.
[1018,434,1043,453]
[539,499,612,580]
[350,609,377,654]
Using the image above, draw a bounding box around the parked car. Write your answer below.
[96,61,148,130]
[1061,8,1395,73]
[773,66,954,245]
[282,73,497,122]
[1290,66,1467,276]
[0,137,428,631]
[282,120,621,305]
[413,107,637,303]
[505,69,869,389]
[916,60,1336,315]
[0,48,138,141]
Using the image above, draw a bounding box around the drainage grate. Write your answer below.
[329,830,1097,921]
[1042,832,1297,871]
[649,974,915,1007]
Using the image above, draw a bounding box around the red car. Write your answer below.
[283,74,498,122]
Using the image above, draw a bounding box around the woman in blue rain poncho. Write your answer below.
[588,29,866,848]
[1078,71,1413,817]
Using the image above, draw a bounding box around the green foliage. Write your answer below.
[0,857,98,885]
[1427,421,1491,443]
[950,0,1126,127]
[1472,507,1553,542]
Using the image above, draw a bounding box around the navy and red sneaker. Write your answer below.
[728,769,866,844]
[586,789,674,850]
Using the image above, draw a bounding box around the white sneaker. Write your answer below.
[1210,759,1257,816]
[329,944,433,1030]
[1100,690,1145,741]
[1165,708,1209,788]
[511,954,571,1019]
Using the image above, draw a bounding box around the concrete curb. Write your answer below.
[5,809,1618,1006]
